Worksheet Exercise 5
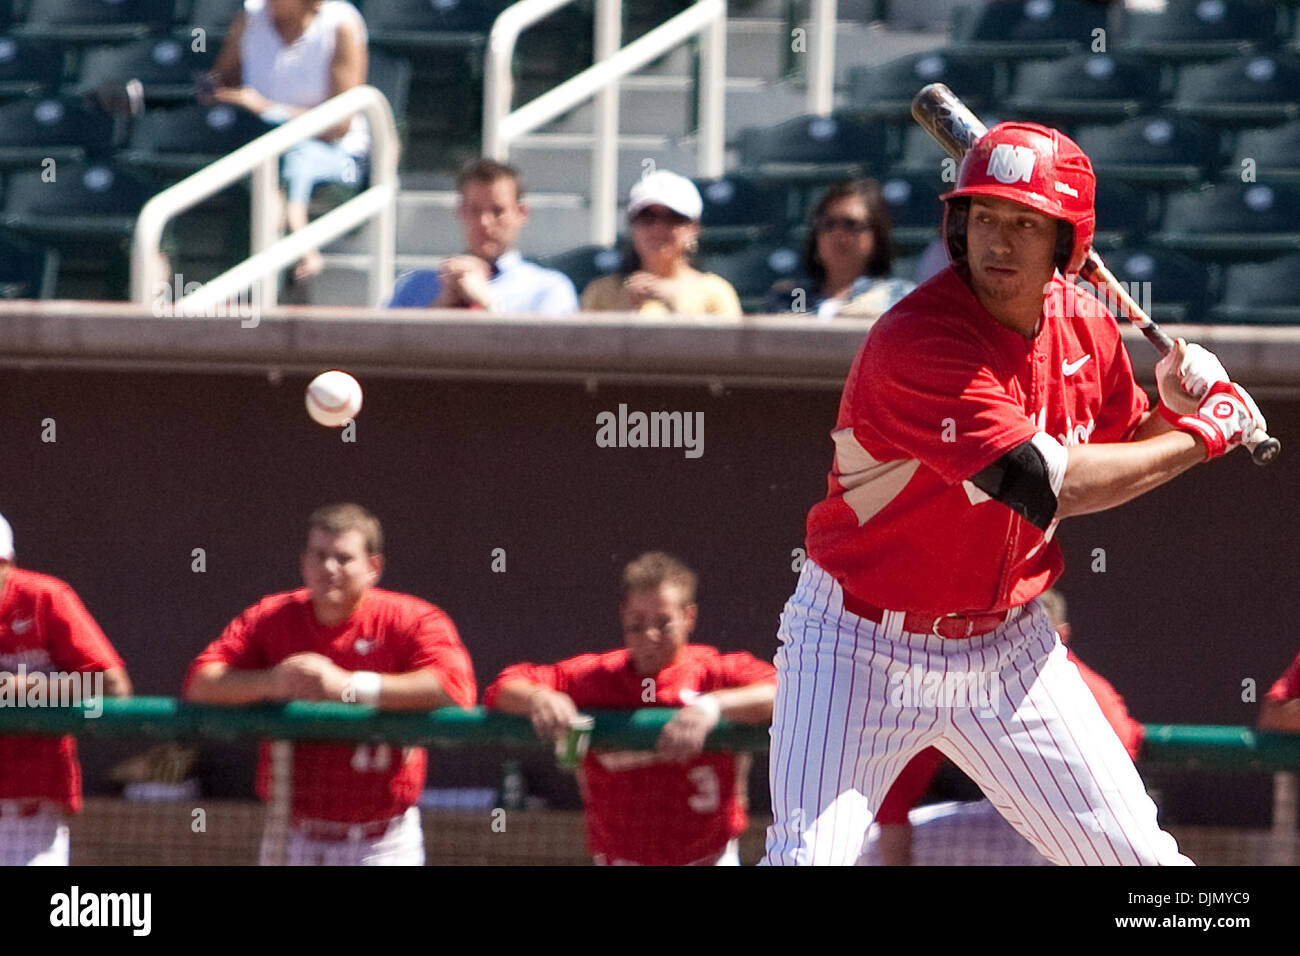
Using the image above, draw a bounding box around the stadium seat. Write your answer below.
[118,102,275,175]
[846,49,1000,119]
[697,242,802,313]
[2,160,161,245]
[0,231,55,298]
[0,35,66,101]
[1150,181,1300,258]
[1212,252,1300,323]
[735,112,889,182]
[693,175,793,250]
[1168,53,1300,124]
[367,49,412,123]
[893,123,957,176]
[1092,179,1156,250]
[1073,114,1224,187]
[12,0,174,43]
[362,0,513,52]
[1115,0,1282,61]
[537,244,623,297]
[1003,53,1166,124]
[0,94,115,167]
[876,170,944,253]
[1231,120,1300,182]
[75,37,216,104]
[949,0,1107,61]
[1094,246,1212,324]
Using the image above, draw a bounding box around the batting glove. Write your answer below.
[1156,339,1228,417]
[1160,380,1267,459]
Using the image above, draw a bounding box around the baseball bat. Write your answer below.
[910,82,1281,466]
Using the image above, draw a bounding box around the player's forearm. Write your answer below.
[1055,431,1205,519]
[1258,698,1300,732]
[488,680,547,716]
[183,665,276,705]
[707,683,777,724]
[370,670,461,711]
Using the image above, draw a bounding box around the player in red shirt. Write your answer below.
[1258,649,1300,731]
[0,511,133,865]
[764,122,1266,866]
[867,589,1145,865]
[485,552,777,865]
[183,503,476,865]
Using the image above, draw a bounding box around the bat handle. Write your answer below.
[1247,430,1282,466]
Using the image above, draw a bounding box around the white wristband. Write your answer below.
[260,105,291,125]
[348,671,381,706]
[689,694,722,727]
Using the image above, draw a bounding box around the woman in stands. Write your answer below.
[766,178,913,319]
[202,0,369,282]
[580,170,742,317]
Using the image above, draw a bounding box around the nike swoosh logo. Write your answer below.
[1062,355,1092,376]
[10,617,31,634]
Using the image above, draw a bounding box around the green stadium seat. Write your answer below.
[0,35,66,101]
[2,160,161,244]
[1093,179,1156,249]
[697,242,802,313]
[893,123,958,176]
[736,112,889,183]
[178,0,244,44]
[367,49,411,121]
[0,231,55,298]
[118,102,275,175]
[877,170,944,253]
[1096,246,1211,323]
[75,37,216,104]
[13,0,174,44]
[950,0,1107,61]
[1229,119,1300,182]
[1116,0,1282,61]
[1073,114,1224,187]
[1003,53,1166,124]
[1211,252,1300,323]
[1169,53,1300,124]
[694,175,792,250]
[1150,181,1300,258]
[0,94,115,167]
[846,49,999,119]
[362,0,513,52]
[536,244,623,298]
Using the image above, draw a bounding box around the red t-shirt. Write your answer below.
[484,645,776,865]
[0,568,125,812]
[184,588,476,824]
[875,650,1145,824]
[807,267,1149,614]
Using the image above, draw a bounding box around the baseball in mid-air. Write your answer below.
[305,370,363,427]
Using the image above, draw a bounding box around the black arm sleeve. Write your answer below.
[970,439,1058,531]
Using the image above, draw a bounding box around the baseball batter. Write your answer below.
[183,503,476,866]
[763,122,1267,866]
[0,511,133,866]
[486,552,777,866]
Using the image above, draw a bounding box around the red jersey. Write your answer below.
[807,267,1148,614]
[184,588,476,824]
[876,650,1145,823]
[1265,650,1300,702]
[485,645,776,866]
[0,568,124,812]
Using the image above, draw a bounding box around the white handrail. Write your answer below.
[807,0,837,116]
[131,84,398,312]
[485,0,726,246]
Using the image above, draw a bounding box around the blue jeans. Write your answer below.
[280,138,367,206]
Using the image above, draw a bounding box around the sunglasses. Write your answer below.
[816,215,873,234]
[632,208,693,227]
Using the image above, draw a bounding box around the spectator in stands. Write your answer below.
[580,171,743,317]
[485,551,776,865]
[201,0,370,282]
[765,179,914,319]
[1258,647,1300,731]
[387,159,578,313]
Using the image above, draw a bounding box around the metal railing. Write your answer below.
[484,0,727,247]
[131,85,399,313]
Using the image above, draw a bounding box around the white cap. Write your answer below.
[0,513,12,561]
[627,170,703,221]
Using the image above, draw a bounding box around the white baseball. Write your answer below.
[305,370,362,427]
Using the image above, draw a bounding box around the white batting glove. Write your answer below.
[1156,338,1228,417]
[1162,381,1267,459]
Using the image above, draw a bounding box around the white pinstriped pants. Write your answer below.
[761,559,1192,866]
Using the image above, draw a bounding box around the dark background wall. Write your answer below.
[2,366,1296,824]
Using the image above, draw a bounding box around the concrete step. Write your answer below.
[727,18,793,83]
[509,131,701,193]
[545,76,700,137]
[724,78,810,141]
[832,22,947,77]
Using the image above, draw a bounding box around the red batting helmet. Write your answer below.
[940,121,1096,274]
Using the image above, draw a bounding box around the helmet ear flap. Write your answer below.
[944,197,969,264]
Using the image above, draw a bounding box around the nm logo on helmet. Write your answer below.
[986,144,1036,184]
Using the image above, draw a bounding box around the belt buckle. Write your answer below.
[932,613,973,640]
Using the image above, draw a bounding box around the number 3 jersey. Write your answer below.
[183,589,477,823]
[485,646,776,866]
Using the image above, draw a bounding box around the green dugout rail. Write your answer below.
[0,697,1295,769]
